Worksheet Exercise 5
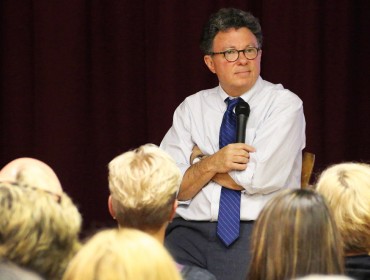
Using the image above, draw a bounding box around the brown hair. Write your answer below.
[247,189,344,280]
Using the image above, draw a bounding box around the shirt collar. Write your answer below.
[216,76,263,104]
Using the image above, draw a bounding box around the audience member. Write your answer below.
[107,143,216,280]
[247,189,344,280]
[316,162,370,280]
[0,157,63,194]
[0,158,82,280]
[160,7,305,280]
[62,228,182,280]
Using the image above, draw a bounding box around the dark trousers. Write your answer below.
[165,218,254,280]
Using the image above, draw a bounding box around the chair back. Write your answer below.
[301,152,315,188]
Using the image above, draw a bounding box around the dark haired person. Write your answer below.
[247,189,344,280]
[160,7,305,280]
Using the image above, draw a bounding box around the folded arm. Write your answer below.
[177,143,255,200]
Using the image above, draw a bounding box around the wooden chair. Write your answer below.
[301,152,315,188]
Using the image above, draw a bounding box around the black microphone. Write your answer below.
[235,99,250,143]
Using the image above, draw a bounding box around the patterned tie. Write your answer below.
[217,97,241,247]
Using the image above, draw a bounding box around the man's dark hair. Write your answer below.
[200,8,263,54]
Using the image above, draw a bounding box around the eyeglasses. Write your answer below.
[210,47,261,62]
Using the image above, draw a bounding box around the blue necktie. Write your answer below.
[217,97,241,247]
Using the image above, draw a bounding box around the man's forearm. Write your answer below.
[177,156,216,201]
[212,173,243,190]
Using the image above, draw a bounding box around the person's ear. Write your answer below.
[204,55,216,74]
[169,199,178,222]
[108,195,116,219]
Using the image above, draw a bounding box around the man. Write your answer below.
[160,7,306,280]
[107,144,216,280]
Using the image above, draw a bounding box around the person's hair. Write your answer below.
[294,275,355,280]
[62,228,182,280]
[108,143,181,231]
[315,162,370,254]
[200,7,263,54]
[247,189,344,280]
[0,181,82,280]
[293,274,355,280]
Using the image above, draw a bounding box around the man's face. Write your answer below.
[204,27,262,97]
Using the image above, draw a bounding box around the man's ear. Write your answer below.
[169,199,178,222]
[108,195,116,219]
[204,55,216,74]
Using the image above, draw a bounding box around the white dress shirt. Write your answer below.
[160,76,306,221]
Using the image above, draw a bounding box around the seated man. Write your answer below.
[107,143,216,280]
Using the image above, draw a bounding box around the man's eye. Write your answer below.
[225,49,237,54]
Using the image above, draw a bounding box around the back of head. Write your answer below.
[248,189,344,280]
[108,144,181,231]
[0,181,81,280]
[200,7,263,54]
[315,162,370,254]
[0,157,63,195]
[62,228,182,280]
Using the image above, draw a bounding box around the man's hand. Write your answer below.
[178,143,255,200]
[210,143,255,173]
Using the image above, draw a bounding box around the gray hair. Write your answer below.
[200,8,263,54]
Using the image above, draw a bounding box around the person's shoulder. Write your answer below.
[181,265,217,280]
[0,260,45,280]
[345,254,370,268]
[178,86,219,111]
[184,86,219,102]
[345,254,370,280]
[260,78,302,104]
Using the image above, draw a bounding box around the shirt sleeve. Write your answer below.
[160,100,194,176]
[230,93,306,194]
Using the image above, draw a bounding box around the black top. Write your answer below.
[345,254,370,280]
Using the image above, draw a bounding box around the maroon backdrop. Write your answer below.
[1,0,369,232]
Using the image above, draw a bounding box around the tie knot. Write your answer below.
[226,97,240,112]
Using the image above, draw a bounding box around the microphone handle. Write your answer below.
[236,115,248,143]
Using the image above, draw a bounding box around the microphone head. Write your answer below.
[235,99,250,116]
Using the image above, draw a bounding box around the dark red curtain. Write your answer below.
[1,0,369,232]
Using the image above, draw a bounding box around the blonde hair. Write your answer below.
[0,181,82,280]
[315,162,370,253]
[108,144,181,231]
[294,275,354,280]
[247,189,344,280]
[63,228,182,280]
